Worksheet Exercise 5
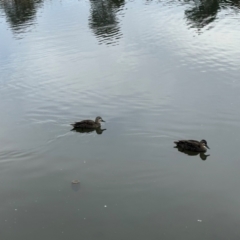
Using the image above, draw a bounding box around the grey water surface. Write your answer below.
[0,0,240,239]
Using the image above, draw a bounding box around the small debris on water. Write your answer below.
[197,220,202,222]
[72,180,80,184]
[104,205,107,208]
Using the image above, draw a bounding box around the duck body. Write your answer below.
[174,139,210,152]
[71,116,105,129]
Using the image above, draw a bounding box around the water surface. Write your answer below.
[1,0,240,239]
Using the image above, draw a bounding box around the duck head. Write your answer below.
[200,139,210,149]
[95,116,105,123]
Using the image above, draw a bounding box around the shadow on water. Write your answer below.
[0,0,43,34]
[174,147,210,161]
[71,128,107,135]
[89,0,125,45]
[183,0,240,31]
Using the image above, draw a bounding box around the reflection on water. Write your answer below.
[71,182,81,192]
[1,0,239,38]
[0,0,42,34]
[175,147,210,161]
[71,128,107,135]
[71,181,81,192]
[89,0,125,45]
[184,0,240,30]
[185,0,219,30]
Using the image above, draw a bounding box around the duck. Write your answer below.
[71,116,105,129]
[174,139,210,152]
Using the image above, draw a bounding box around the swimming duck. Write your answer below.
[71,116,105,129]
[174,139,210,152]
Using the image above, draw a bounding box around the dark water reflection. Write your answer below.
[184,0,220,29]
[0,0,43,34]
[89,0,125,45]
[0,0,239,38]
[184,0,240,30]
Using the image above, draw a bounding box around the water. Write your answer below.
[0,0,240,239]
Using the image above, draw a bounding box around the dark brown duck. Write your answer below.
[174,139,210,152]
[71,116,105,129]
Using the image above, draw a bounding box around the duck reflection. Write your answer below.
[0,0,43,33]
[89,0,125,45]
[175,147,210,161]
[71,127,106,135]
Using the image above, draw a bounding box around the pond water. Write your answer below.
[0,0,240,239]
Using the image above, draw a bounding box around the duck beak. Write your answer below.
[206,145,210,149]
[101,119,105,122]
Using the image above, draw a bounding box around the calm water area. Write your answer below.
[0,0,240,239]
